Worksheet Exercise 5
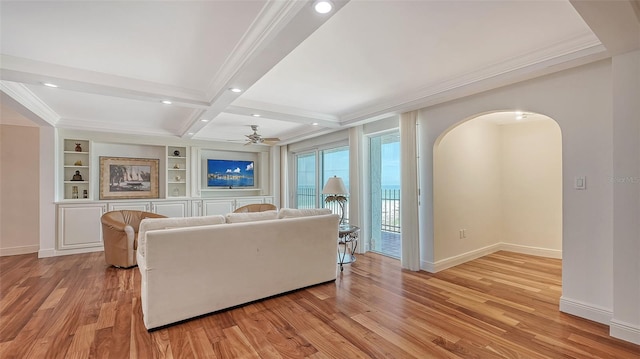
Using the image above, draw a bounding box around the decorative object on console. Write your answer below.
[99,157,159,200]
[75,143,82,152]
[322,176,348,225]
[71,170,83,181]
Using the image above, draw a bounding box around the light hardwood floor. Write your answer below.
[1,250,638,358]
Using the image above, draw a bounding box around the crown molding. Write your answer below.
[0,80,60,126]
[56,117,179,138]
[339,35,607,126]
[0,55,210,108]
[226,102,340,128]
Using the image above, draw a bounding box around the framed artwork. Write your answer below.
[100,157,159,199]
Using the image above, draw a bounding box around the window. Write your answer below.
[294,146,349,220]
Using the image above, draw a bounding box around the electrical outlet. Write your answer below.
[459,229,464,239]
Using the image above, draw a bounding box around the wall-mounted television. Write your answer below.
[207,159,254,188]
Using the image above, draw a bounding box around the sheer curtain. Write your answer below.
[400,111,420,270]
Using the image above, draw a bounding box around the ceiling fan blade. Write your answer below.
[243,141,253,146]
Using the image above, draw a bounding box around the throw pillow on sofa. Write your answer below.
[225,210,278,223]
[277,208,332,219]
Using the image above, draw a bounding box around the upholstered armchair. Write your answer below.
[101,210,166,268]
[233,203,277,213]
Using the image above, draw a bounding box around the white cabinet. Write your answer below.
[62,139,91,200]
[202,199,235,216]
[57,203,106,251]
[152,201,189,217]
[107,201,150,212]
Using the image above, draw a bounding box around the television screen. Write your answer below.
[207,159,254,188]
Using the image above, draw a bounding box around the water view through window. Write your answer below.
[371,132,401,258]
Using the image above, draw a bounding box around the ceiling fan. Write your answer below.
[244,125,280,145]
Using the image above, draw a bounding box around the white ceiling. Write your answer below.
[1,0,638,145]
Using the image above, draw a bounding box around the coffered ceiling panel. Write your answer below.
[2,0,635,145]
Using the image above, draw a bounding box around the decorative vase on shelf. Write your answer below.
[72,186,79,199]
[173,163,180,169]
[74,160,83,166]
[173,150,180,157]
[172,188,180,197]
[75,143,82,152]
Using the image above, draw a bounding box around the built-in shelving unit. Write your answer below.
[62,139,90,200]
[167,146,188,197]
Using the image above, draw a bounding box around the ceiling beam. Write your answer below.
[181,0,350,138]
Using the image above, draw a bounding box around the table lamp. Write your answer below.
[322,176,348,226]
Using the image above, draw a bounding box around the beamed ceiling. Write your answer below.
[1,0,638,145]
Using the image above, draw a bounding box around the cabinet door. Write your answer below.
[107,202,150,212]
[153,201,189,218]
[58,204,106,250]
[202,200,234,216]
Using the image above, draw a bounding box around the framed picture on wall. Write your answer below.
[99,157,159,199]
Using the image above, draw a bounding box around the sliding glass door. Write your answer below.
[370,132,401,258]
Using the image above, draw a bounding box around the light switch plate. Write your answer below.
[574,176,586,190]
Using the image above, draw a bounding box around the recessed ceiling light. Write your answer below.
[200,119,209,122]
[251,114,261,117]
[43,82,58,88]
[313,0,333,14]
[311,122,319,126]
[229,88,242,93]
[188,132,194,135]
[161,100,172,105]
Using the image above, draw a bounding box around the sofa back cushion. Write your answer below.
[225,210,278,223]
[277,208,332,219]
[138,215,226,256]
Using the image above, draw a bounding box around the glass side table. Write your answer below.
[338,225,359,272]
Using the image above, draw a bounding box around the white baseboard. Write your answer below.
[38,248,56,258]
[425,243,503,273]
[499,243,562,259]
[0,245,39,257]
[610,319,640,345]
[421,242,562,273]
[559,296,612,325]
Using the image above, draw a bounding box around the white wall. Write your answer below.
[433,117,562,266]
[610,50,640,344]
[0,124,40,255]
[501,120,562,253]
[434,119,503,261]
[419,60,615,326]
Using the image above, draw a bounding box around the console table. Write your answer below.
[338,225,359,271]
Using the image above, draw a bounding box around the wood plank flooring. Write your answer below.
[1,251,638,358]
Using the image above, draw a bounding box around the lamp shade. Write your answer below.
[322,176,347,195]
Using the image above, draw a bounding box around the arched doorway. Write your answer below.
[432,111,562,268]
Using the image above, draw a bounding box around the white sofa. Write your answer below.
[136,209,339,330]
